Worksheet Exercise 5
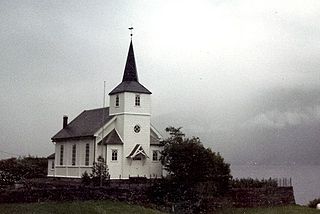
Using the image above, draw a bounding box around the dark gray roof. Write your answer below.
[47,153,55,159]
[128,144,140,157]
[52,107,114,141]
[98,129,123,145]
[150,128,161,145]
[123,40,138,82]
[109,40,151,95]
[127,144,148,158]
[109,81,151,95]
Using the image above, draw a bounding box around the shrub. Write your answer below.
[0,171,17,187]
[150,126,232,213]
[80,157,110,187]
[81,171,91,186]
[86,156,110,186]
[0,156,47,180]
[231,178,278,188]
[308,198,320,208]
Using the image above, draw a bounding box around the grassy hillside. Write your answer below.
[0,200,165,214]
[216,205,319,214]
[0,201,318,214]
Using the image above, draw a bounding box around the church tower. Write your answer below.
[109,39,153,178]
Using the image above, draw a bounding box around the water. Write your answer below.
[231,165,320,205]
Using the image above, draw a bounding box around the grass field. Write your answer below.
[0,201,318,214]
[215,205,319,214]
[0,200,165,214]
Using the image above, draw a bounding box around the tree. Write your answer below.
[90,156,110,186]
[81,171,91,186]
[160,126,232,195]
[0,156,47,183]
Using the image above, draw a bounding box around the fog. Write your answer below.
[1,0,319,165]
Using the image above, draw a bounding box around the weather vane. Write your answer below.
[129,27,134,38]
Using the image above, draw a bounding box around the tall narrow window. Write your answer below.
[112,150,118,161]
[51,161,54,169]
[115,95,119,107]
[152,150,158,161]
[135,94,140,106]
[85,143,90,166]
[60,145,64,165]
[72,144,76,166]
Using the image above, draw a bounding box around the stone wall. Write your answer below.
[0,179,295,210]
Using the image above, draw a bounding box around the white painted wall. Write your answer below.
[47,159,55,176]
[149,145,164,178]
[122,114,151,178]
[105,144,123,179]
[109,91,154,179]
[48,90,164,179]
[51,138,94,178]
[109,92,151,116]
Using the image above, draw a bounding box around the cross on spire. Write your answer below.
[129,27,134,38]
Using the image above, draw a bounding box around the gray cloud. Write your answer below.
[0,0,320,166]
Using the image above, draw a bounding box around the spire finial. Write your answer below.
[129,27,134,38]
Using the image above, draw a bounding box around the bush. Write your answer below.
[81,156,110,186]
[231,178,278,188]
[0,156,47,186]
[161,127,231,195]
[308,198,320,208]
[0,171,17,187]
[90,156,110,186]
[81,171,91,186]
[150,126,232,213]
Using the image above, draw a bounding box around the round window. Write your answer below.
[134,125,141,133]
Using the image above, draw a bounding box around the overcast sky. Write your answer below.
[1,0,319,164]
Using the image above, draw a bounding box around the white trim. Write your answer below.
[151,124,163,139]
[128,144,149,159]
[94,117,117,137]
[55,165,93,168]
[50,175,81,178]
[48,175,134,180]
[109,112,151,116]
[114,129,124,143]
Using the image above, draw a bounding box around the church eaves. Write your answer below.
[109,40,151,95]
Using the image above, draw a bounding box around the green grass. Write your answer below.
[0,200,165,214]
[0,202,318,214]
[215,205,320,214]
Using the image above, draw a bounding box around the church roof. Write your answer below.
[127,144,149,158]
[109,81,151,95]
[52,107,114,141]
[98,129,123,145]
[109,40,151,95]
[150,128,162,145]
[47,153,55,159]
[122,40,138,82]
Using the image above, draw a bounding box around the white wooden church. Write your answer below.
[47,38,164,179]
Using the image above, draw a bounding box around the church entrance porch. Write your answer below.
[127,145,149,178]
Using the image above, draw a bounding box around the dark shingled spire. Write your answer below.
[109,39,151,95]
[122,40,138,82]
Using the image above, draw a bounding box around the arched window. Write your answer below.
[115,95,119,107]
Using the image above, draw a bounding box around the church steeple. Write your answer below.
[122,40,138,82]
[109,38,151,95]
